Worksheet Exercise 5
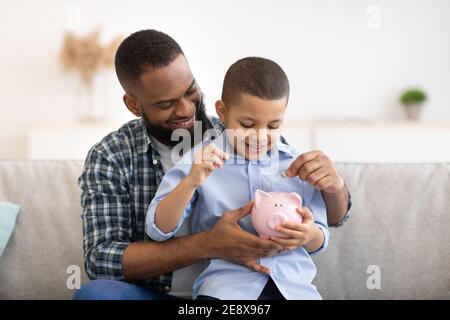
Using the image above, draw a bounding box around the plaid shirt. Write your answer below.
[78,116,351,293]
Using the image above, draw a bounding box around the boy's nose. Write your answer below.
[249,130,269,145]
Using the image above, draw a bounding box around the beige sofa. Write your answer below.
[0,160,449,299]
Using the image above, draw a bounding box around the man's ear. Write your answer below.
[123,93,141,118]
[215,100,227,124]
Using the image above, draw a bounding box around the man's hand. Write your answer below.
[205,201,284,275]
[286,150,344,194]
[269,207,324,253]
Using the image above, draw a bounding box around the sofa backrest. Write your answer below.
[0,160,449,299]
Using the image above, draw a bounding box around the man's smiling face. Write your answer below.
[124,54,203,145]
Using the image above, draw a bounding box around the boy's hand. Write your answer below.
[186,144,229,188]
[286,150,344,194]
[269,207,323,252]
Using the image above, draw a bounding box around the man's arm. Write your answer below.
[124,202,284,281]
[321,183,350,226]
[286,150,350,226]
[79,149,133,280]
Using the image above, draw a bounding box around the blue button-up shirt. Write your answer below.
[146,132,329,300]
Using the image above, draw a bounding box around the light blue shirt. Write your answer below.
[146,132,329,300]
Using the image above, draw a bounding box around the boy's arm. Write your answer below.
[155,177,197,234]
[305,188,329,256]
[303,223,325,253]
[147,143,228,240]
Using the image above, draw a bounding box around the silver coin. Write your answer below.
[281,169,288,178]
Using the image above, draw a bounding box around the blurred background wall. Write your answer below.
[0,0,449,159]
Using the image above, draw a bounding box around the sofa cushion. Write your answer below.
[0,160,449,299]
[0,160,88,299]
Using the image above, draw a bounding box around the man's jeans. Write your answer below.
[73,280,181,300]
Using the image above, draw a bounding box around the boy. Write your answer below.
[146,57,328,300]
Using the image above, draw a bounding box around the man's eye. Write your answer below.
[240,123,253,128]
[185,89,196,96]
[158,102,175,109]
[268,125,279,130]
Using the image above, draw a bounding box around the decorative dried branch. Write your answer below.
[60,29,122,85]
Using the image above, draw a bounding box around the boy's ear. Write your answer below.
[123,93,142,117]
[215,100,227,123]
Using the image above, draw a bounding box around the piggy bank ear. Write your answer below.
[286,192,302,207]
[254,190,272,207]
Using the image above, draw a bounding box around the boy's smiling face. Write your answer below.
[215,93,287,160]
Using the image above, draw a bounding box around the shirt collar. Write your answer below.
[136,118,153,155]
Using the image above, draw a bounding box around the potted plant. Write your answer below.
[400,88,427,121]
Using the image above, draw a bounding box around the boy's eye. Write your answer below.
[268,125,279,130]
[240,123,254,128]
[185,89,196,96]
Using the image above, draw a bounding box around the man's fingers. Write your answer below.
[246,260,271,275]
[314,175,333,190]
[286,151,321,177]
[226,201,254,221]
[299,158,322,181]
[269,236,301,247]
[307,170,330,187]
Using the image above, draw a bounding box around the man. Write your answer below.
[74,29,351,300]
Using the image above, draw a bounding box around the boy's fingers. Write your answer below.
[207,154,223,168]
[296,207,314,222]
[278,222,303,232]
[210,144,229,160]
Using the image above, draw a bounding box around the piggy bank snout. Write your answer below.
[267,213,287,230]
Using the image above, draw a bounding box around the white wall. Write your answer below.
[1,0,450,158]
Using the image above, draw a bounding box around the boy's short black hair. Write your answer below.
[221,57,290,106]
[115,29,184,90]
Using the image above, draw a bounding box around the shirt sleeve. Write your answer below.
[328,189,352,228]
[305,187,330,256]
[146,154,196,242]
[78,149,132,281]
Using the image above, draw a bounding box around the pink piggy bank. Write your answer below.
[251,190,303,238]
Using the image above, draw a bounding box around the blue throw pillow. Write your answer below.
[0,202,21,257]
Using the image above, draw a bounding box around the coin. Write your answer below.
[281,169,288,178]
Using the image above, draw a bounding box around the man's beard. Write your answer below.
[142,96,209,147]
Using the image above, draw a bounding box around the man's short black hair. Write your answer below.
[115,29,184,91]
[221,57,290,106]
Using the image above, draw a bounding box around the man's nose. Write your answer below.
[173,97,195,118]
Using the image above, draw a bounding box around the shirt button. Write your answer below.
[253,186,259,191]
[164,285,170,292]
[153,159,158,165]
